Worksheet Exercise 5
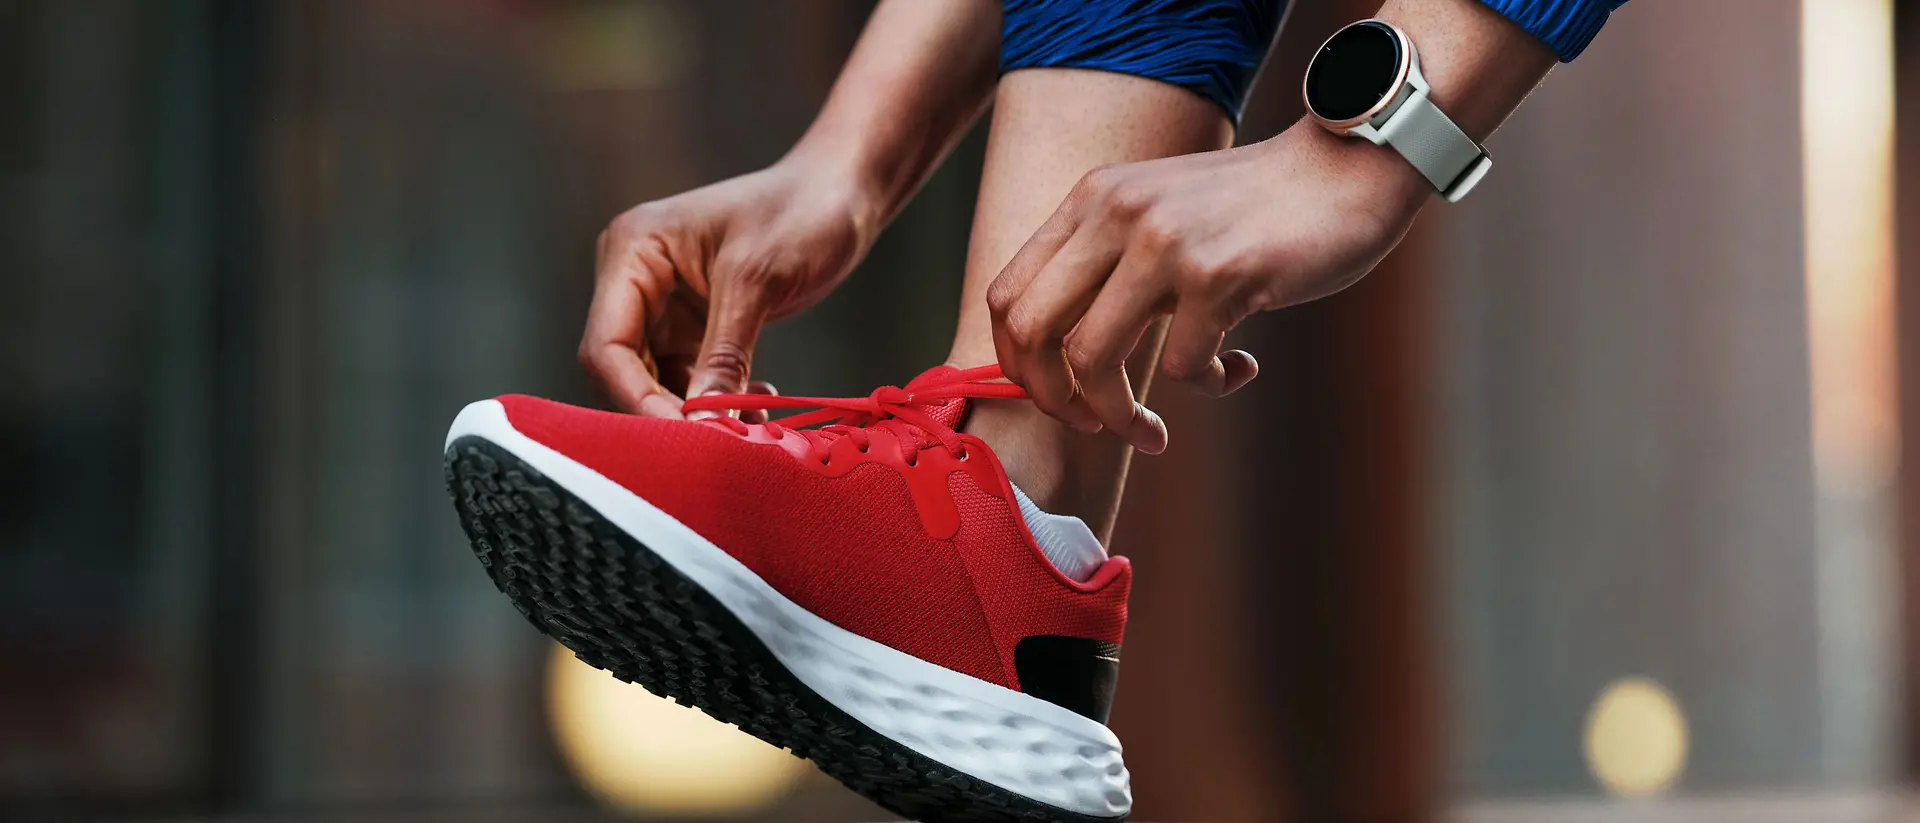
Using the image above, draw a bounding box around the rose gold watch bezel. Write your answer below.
[1303,19,1414,133]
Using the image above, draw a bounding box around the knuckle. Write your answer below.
[1003,311,1052,351]
[1246,284,1287,314]
[723,251,775,284]
[1062,337,1102,375]
[601,215,629,240]
[1075,164,1124,205]
[1041,379,1081,411]
[1134,212,1180,254]
[1160,353,1206,383]
[1106,182,1149,217]
[1171,246,1212,278]
[629,201,668,223]
[985,277,1017,318]
[605,207,646,238]
[607,205,676,251]
[1080,163,1121,191]
[716,249,794,299]
[700,339,752,380]
[577,344,608,377]
[1002,316,1036,349]
[1175,249,1237,293]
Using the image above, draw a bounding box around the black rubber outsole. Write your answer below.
[444,436,1123,823]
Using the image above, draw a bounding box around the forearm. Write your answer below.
[1378,0,1558,140]
[785,0,1002,234]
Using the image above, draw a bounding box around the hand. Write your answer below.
[581,158,879,419]
[987,122,1431,453]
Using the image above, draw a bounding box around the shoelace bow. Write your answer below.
[680,364,1027,466]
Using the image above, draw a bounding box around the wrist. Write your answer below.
[779,134,892,239]
[778,0,1000,242]
[1274,119,1430,215]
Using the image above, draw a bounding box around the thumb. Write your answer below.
[684,279,768,420]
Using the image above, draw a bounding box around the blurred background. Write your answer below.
[2,0,1913,820]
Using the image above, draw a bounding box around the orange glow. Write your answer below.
[546,643,808,815]
[1802,0,1898,494]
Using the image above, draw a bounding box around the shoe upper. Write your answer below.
[493,366,1130,721]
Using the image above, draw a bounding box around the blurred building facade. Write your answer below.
[1,1,1912,822]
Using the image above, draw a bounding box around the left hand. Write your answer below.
[987,121,1432,454]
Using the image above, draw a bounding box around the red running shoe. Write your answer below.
[444,365,1132,822]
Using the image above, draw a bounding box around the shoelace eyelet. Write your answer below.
[680,364,1028,472]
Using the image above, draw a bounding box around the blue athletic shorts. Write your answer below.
[1000,0,1629,121]
[999,0,1288,122]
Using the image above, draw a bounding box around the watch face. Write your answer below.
[1306,21,1403,123]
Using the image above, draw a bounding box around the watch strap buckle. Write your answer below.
[1442,152,1493,203]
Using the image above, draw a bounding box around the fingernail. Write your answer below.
[640,395,685,420]
[686,388,728,421]
[1140,406,1168,454]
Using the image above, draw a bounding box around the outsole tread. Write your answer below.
[444,436,1121,823]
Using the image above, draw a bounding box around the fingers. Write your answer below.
[740,380,778,424]
[645,293,709,398]
[580,268,684,419]
[1063,255,1168,454]
[1219,349,1259,394]
[987,182,1086,402]
[989,226,1120,432]
[1161,306,1259,398]
[989,182,1086,305]
[988,163,1259,452]
[684,271,770,420]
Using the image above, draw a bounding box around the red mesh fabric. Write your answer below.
[945,473,1131,686]
[905,366,969,431]
[497,394,1129,691]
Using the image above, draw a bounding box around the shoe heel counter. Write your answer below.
[1012,556,1130,725]
[1013,635,1123,725]
[1086,553,1132,639]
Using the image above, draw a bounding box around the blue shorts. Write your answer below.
[1000,0,1288,122]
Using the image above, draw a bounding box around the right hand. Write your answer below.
[580,158,878,418]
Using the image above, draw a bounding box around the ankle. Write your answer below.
[942,353,1068,503]
[962,398,1132,543]
[965,399,1071,506]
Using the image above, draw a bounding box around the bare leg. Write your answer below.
[949,69,1232,542]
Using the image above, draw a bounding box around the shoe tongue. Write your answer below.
[905,366,971,431]
[922,396,968,431]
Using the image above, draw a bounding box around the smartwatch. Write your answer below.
[1303,20,1492,203]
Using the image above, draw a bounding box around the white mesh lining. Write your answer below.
[1008,482,1107,582]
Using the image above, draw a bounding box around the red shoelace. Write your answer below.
[680,364,1027,466]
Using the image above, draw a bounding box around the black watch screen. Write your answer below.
[1305,21,1403,123]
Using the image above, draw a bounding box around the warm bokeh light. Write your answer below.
[1802,0,1897,495]
[1801,0,1901,772]
[546,642,809,815]
[1582,677,1688,798]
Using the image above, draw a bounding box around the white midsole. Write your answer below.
[446,400,1130,818]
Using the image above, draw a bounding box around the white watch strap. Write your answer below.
[1379,91,1492,202]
